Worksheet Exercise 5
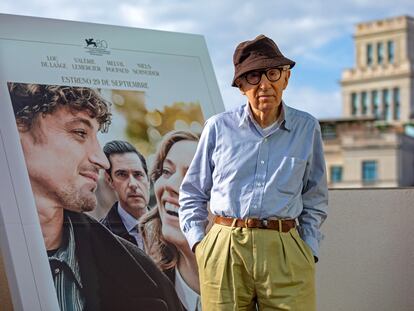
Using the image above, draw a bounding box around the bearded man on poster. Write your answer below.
[9,83,182,311]
[179,35,328,311]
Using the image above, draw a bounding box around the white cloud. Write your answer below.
[284,86,342,119]
[118,2,201,33]
[1,0,413,119]
[118,4,151,26]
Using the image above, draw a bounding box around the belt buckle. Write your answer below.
[260,219,268,228]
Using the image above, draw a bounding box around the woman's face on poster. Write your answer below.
[155,140,198,246]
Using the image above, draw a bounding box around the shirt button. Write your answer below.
[264,138,268,142]
[54,268,60,274]
[253,205,257,209]
[261,160,265,164]
[257,182,261,187]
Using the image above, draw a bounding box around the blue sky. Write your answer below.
[1,0,413,118]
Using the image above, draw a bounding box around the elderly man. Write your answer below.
[179,35,328,311]
[101,140,150,250]
[8,83,182,311]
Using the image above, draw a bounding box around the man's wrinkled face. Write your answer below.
[18,106,109,212]
[236,68,290,115]
[106,152,150,219]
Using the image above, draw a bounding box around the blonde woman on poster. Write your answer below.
[140,130,201,311]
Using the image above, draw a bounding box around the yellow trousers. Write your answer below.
[195,224,315,311]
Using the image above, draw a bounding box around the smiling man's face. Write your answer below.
[19,105,109,212]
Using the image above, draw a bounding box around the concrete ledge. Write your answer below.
[317,188,414,311]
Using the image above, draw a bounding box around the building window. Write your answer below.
[361,91,367,115]
[321,124,337,140]
[330,166,343,183]
[371,90,380,118]
[393,87,400,120]
[377,42,384,64]
[387,40,394,64]
[367,43,373,66]
[351,92,358,116]
[382,89,390,120]
[362,161,377,183]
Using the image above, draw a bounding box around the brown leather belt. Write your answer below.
[214,216,296,232]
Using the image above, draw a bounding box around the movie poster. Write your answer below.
[0,14,223,310]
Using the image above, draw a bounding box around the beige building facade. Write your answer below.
[322,15,414,188]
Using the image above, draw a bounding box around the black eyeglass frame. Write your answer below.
[243,66,290,85]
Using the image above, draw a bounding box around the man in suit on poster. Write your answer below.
[8,82,182,311]
[101,140,150,250]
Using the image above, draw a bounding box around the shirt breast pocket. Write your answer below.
[214,139,254,183]
[275,156,307,195]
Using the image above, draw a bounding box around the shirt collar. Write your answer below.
[117,202,139,233]
[238,102,250,128]
[48,216,83,288]
[238,100,291,132]
[282,101,292,131]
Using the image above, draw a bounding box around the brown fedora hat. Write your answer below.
[232,34,295,87]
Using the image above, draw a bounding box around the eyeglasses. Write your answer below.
[244,66,289,85]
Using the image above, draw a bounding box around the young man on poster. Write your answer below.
[101,140,150,250]
[8,83,182,311]
[179,35,328,310]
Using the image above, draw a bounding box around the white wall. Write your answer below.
[316,188,414,311]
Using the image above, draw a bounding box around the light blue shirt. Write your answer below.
[179,102,328,257]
